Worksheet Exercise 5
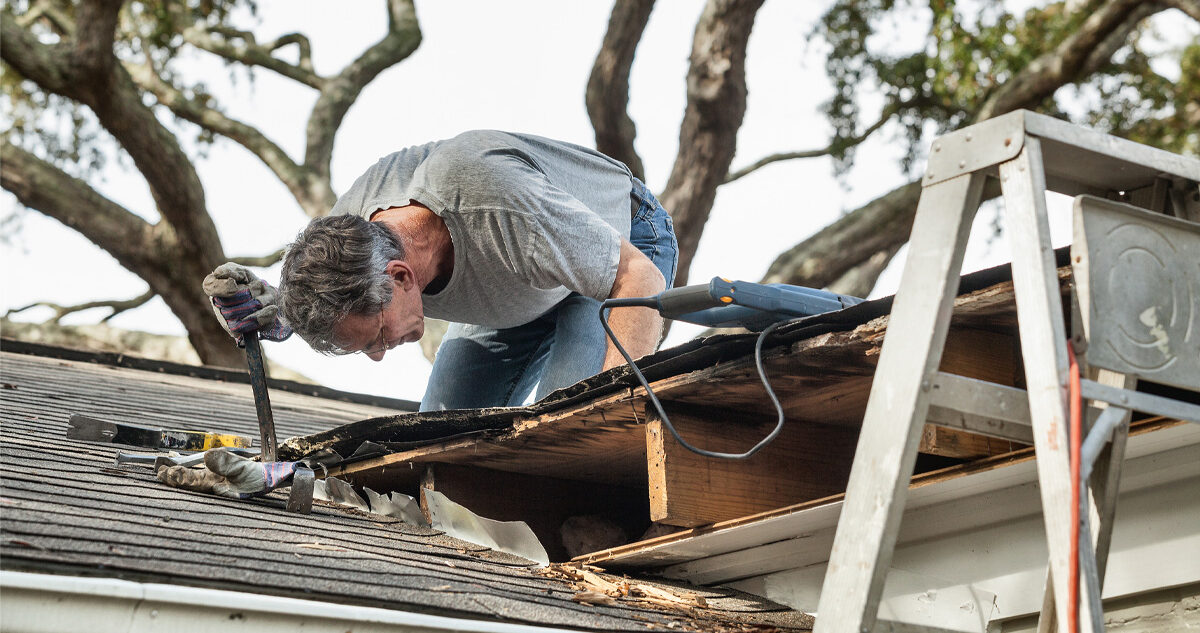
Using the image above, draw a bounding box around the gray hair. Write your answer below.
[279,214,405,354]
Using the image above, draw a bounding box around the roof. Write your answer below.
[0,343,812,632]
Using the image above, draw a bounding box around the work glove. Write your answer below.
[202,262,292,342]
[157,448,298,499]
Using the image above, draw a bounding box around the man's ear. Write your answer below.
[384,260,415,290]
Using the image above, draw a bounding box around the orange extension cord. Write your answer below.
[1067,344,1083,633]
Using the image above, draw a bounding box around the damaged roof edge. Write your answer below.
[515,246,1069,413]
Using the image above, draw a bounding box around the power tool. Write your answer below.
[651,277,864,330]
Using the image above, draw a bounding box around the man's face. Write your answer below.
[332,262,425,361]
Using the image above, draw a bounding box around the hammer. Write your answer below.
[242,336,278,462]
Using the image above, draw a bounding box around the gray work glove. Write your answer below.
[157,448,299,499]
[202,262,292,342]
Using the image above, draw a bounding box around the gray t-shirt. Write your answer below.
[331,130,634,328]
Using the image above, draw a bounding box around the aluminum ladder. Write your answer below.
[813,110,1200,633]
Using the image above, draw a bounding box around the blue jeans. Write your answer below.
[420,178,678,411]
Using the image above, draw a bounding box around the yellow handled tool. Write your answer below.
[67,414,253,451]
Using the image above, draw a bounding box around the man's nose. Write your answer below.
[367,349,386,362]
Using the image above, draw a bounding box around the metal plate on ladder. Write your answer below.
[1072,195,1200,390]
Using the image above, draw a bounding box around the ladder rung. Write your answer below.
[1080,379,1200,422]
[926,372,1034,443]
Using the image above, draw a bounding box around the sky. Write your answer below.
[2,1,1195,402]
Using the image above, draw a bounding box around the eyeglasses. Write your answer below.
[335,308,389,356]
[358,310,390,356]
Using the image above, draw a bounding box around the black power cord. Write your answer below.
[599,298,789,460]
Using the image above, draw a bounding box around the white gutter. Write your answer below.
[0,571,581,633]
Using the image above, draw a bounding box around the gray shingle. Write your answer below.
[0,347,810,631]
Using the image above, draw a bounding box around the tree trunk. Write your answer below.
[2,0,423,367]
[659,0,764,288]
[586,0,655,180]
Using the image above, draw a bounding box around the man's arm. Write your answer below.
[602,238,667,371]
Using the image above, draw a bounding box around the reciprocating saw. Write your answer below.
[651,277,864,330]
[603,277,864,330]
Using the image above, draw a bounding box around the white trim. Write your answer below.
[0,571,579,633]
[592,423,1200,627]
[720,427,1200,623]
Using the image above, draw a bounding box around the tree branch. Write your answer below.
[229,248,286,268]
[182,23,325,89]
[659,0,765,288]
[587,0,655,180]
[976,0,1166,120]
[0,140,157,270]
[1162,0,1200,21]
[826,243,903,298]
[1079,1,1165,75]
[16,0,74,36]
[725,102,897,183]
[6,289,155,324]
[761,180,922,287]
[125,57,329,217]
[1,8,72,92]
[303,0,422,203]
[70,0,121,78]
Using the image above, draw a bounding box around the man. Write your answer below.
[205,130,678,411]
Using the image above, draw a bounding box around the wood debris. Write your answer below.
[541,563,708,611]
[571,590,617,606]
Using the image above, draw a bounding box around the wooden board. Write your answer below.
[646,406,859,527]
[919,425,1021,459]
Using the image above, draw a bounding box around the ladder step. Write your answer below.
[926,372,1034,443]
[1080,379,1200,422]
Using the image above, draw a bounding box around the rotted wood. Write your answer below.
[324,392,649,487]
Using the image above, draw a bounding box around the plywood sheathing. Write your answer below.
[646,409,860,527]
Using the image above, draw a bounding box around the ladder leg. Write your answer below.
[999,137,1105,630]
[815,173,985,633]
[1086,371,1132,582]
[1035,582,1057,633]
[1035,370,1132,633]
[1081,370,1134,631]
